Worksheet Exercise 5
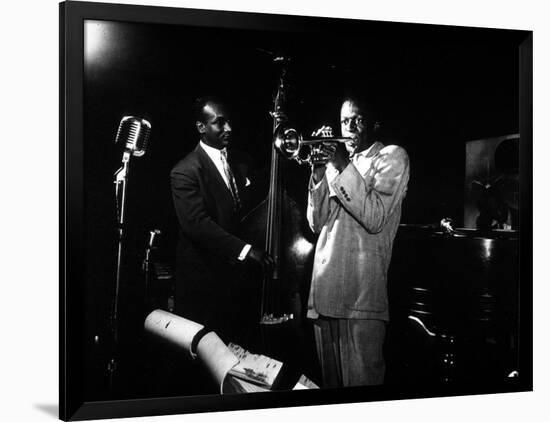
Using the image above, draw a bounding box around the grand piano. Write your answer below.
[387,224,520,387]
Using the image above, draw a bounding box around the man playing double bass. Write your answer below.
[306,97,410,387]
[170,96,274,343]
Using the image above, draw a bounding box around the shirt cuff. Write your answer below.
[309,177,322,191]
[238,244,252,261]
[309,172,327,191]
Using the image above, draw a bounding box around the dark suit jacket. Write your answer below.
[170,143,252,339]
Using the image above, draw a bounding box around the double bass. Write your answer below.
[239,58,318,378]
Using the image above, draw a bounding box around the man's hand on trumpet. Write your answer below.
[310,125,350,182]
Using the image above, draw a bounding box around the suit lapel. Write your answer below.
[364,141,384,158]
[227,151,245,191]
[195,143,235,205]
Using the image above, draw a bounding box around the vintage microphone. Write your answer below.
[110,116,151,391]
[116,116,151,157]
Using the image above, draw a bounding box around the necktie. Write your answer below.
[220,149,241,210]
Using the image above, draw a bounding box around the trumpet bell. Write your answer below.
[274,126,302,160]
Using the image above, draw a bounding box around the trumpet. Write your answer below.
[274,126,353,165]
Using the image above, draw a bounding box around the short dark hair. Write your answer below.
[192,96,225,123]
[340,96,370,118]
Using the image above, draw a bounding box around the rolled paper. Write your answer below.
[196,331,240,393]
[144,309,239,392]
[144,309,204,359]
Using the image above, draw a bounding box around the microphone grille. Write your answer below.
[116,116,152,157]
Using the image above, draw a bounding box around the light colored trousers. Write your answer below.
[312,316,386,387]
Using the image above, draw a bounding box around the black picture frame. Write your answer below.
[60,1,533,420]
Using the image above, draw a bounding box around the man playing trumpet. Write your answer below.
[306,97,410,387]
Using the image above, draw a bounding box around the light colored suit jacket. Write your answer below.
[306,141,410,321]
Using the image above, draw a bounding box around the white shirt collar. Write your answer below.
[351,141,384,178]
[353,141,382,159]
[200,140,226,158]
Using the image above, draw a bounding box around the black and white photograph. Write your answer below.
[5,0,549,421]
[56,1,535,419]
[57,0,535,419]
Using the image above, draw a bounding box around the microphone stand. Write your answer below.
[109,149,132,392]
[143,229,160,311]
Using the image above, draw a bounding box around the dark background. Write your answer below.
[82,17,522,400]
